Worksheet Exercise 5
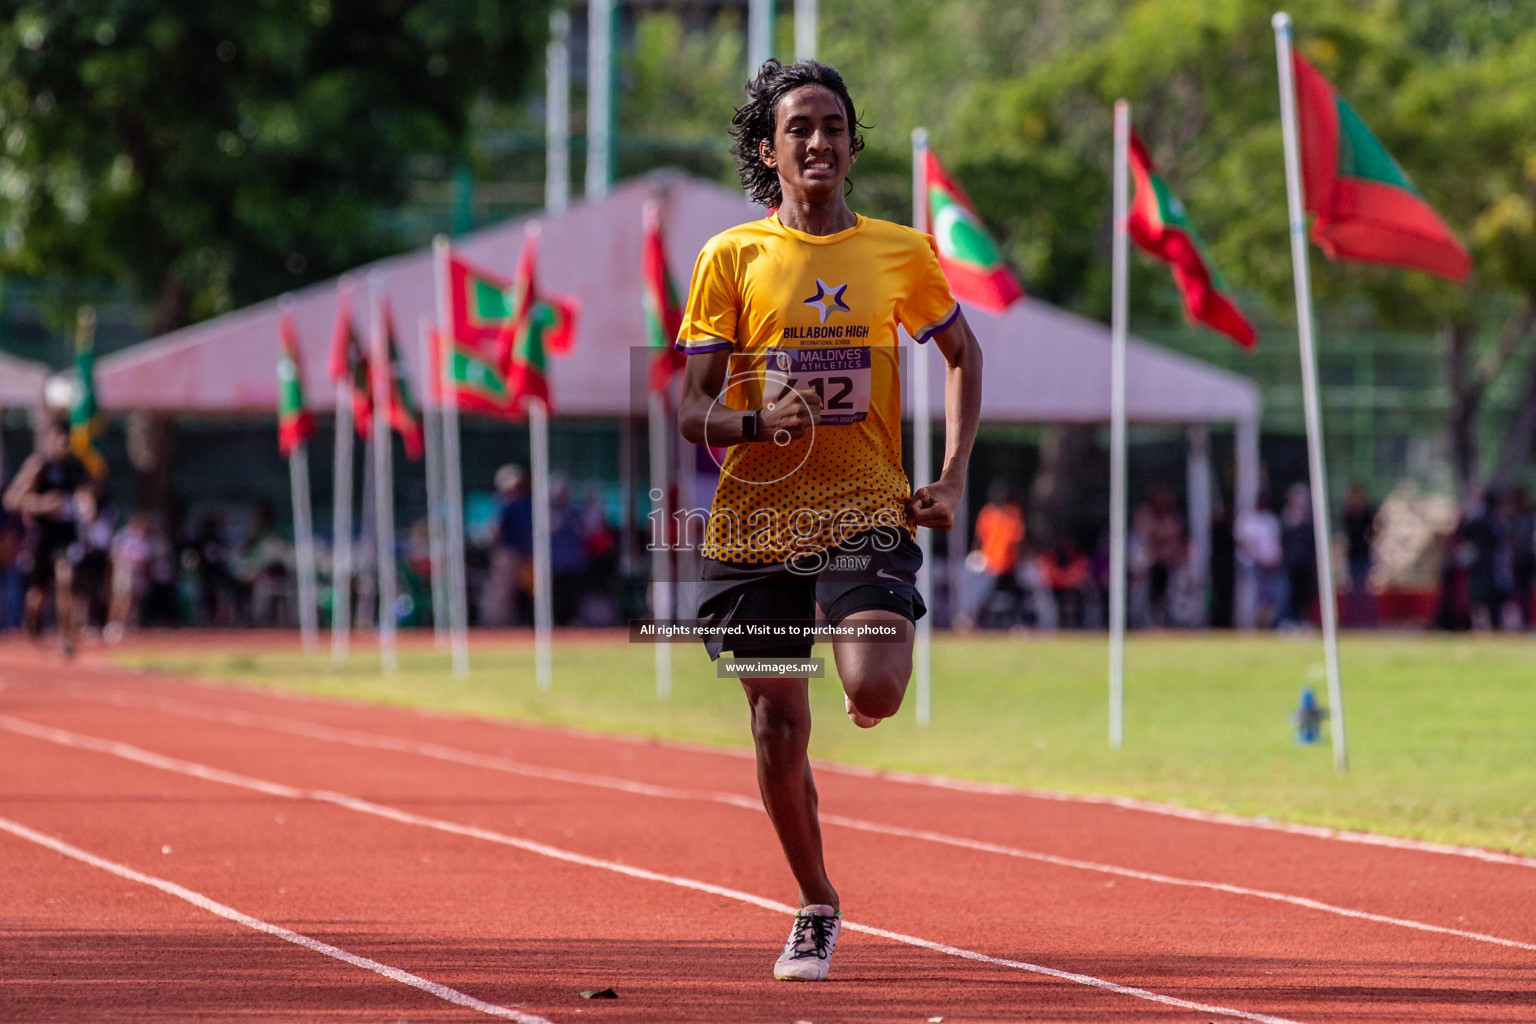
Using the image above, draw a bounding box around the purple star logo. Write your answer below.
[802,279,850,324]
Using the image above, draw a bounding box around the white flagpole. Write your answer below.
[418,315,448,648]
[279,296,320,653]
[911,127,933,728]
[369,275,398,673]
[1109,100,1130,749]
[1274,11,1347,773]
[748,0,774,74]
[331,282,356,665]
[529,396,554,690]
[433,235,471,677]
[648,390,673,699]
[291,442,319,651]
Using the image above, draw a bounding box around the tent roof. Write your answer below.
[0,349,50,409]
[96,170,1257,425]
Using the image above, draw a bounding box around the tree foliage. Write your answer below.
[0,0,550,334]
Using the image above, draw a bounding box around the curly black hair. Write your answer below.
[730,59,869,208]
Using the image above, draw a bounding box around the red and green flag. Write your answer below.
[1292,52,1471,282]
[326,284,373,437]
[924,148,1024,313]
[1127,132,1256,350]
[499,231,578,414]
[642,201,686,393]
[70,307,107,479]
[375,298,425,461]
[277,308,317,457]
[444,252,522,419]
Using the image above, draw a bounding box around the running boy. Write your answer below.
[676,59,982,980]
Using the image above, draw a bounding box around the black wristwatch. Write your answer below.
[741,409,762,442]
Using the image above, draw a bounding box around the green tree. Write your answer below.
[0,0,552,336]
[951,0,1536,495]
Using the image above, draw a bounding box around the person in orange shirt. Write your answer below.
[972,483,1026,626]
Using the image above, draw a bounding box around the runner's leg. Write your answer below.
[740,676,838,911]
[831,608,913,721]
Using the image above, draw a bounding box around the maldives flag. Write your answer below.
[327,284,373,438]
[444,252,523,420]
[375,298,425,461]
[1292,52,1471,281]
[924,149,1024,313]
[1127,132,1256,349]
[500,231,579,414]
[642,201,686,393]
[277,309,317,457]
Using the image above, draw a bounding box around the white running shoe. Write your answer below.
[773,904,842,981]
[845,693,881,729]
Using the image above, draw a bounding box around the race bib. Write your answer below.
[765,346,872,426]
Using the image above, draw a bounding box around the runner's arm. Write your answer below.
[678,349,821,447]
[2,454,45,514]
[908,310,982,531]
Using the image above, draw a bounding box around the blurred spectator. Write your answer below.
[1279,483,1317,627]
[72,482,116,635]
[1342,483,1377,595]
[1463,489,1506,630]
[1209,498,1235,628]
[242,501,295,626]
[1507,488,1535,628]
[485,464,531,627]
[106,512,153,642]
[549,477,590,626]
[1142,486,1185,627]
[1039,538,1091,629]
[192,514,240,625]
[0,507,25,629]
[971,483,1027,628]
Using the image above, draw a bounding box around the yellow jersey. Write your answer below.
[677,212,958,564]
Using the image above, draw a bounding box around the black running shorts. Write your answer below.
[697,526,926,660]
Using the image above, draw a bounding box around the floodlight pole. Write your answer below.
[1109,100,1130,749]
[749,0,775,74]
[911,126,933,728]
[586,0,615,199]
[1274,11,1347,772]
[529,395,555,691]
[546,8,571,214]
[795,0,817,62]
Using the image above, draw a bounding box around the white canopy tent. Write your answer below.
[0,350,49,411]
[92,169,1260,621]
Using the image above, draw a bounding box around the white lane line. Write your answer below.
[0,715,1307,1024]
[58,689,1536,954]
[0,814,555,1024]
[66,679,1536,871]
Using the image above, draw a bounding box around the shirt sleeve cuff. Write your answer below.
[675,336,733,355]
[912,302,960,344]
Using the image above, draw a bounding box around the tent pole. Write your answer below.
[911,126,932,727]
[1109,99,1130,749]
[1274,12,1347,772]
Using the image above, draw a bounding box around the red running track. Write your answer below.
[0,650,1533,1023]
